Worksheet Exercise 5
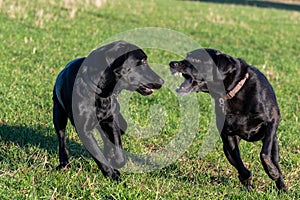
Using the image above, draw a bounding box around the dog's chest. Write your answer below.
[224,113,266,141]
[95,96,120,120]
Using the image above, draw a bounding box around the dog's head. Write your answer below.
[103,40,164,96]
[169,48,246,95]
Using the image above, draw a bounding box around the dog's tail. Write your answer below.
[53,64,69,111]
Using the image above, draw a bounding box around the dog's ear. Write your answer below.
[203,49,226,81]
[105,40,129,68]
[216,53,240,77]
[204,49,222,64]
[205,49,238,76]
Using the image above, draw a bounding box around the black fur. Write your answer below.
[53,40,164,181]
[169,48,287,192]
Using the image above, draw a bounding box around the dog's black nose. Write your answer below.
[169,61,178,67]
[152,78,164,89]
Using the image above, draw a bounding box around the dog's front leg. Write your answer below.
[100,118,126,169]
[102,113,127,167]
[117,113,127,135]
[77,125,121,181]
[221,134,252,191]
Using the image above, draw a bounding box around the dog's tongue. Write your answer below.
[145,88,154,93]
[176,78,193,94]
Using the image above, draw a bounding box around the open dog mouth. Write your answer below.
[137,85,155,96]
[172,71,194,95]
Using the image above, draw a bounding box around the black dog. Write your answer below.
[169,49,287,191]
[53,40,164,181]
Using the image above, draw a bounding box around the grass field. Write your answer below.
[0,0,299,199]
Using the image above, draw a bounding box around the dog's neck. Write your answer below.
[82,65,118,98]
[218,73,249,114]
[225,73,249,100]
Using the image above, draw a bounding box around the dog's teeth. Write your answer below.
[174,72,182,77]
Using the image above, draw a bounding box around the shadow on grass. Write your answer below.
[186,0,300,11]
[151,163,231,186]
[0,123,87,161]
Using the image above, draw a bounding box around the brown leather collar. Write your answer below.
[218,72,249,114]
[225,72,249,100]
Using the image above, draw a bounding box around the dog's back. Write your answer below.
[54,57,85,114]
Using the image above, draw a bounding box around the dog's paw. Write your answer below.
[238,173,253,192]
[276,178,288,192]
[241,179,253,192]
[244,183,253,192]
[111,168,121,182]
[56,162,70,170]
[104,168,121,182]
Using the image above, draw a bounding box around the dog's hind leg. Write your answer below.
[221,134,252,191]
[260,120,287,191]
[260,123,281,181]
[271,137,287,191]
[53,97,69,169]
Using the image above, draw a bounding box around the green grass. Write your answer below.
[0,0,299,199]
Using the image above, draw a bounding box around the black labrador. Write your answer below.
[169,48,287,191]
[53,40,164,181]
